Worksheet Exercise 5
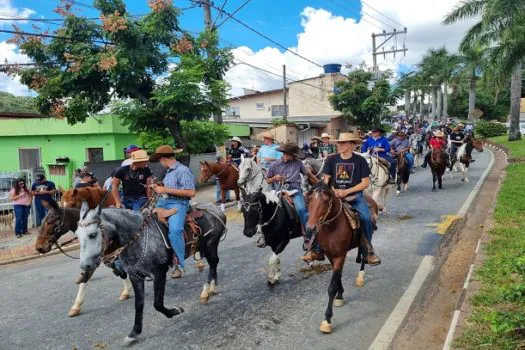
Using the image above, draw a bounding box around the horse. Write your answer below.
[237,155,266,194]
[199,161,241,212]
[451,137,484,183]
[394,152,410,196]
[429,148,448,191]
[355,152,392,213]
[61,187,117,209]
[240,189,303,285]
[75,196,227,346]
[410,133,424,167]
[302,158,325,191]
[35,197,133,317]
[305,182,375,334]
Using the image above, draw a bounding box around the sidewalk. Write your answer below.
[0,185,234,265]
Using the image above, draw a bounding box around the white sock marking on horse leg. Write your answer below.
[200,283,210,302]
[268,253,279,281]
[120,278,131,300]
[237,201,242,211]
[209,280,217,294]
[220,203,225,212]
[69,282,86,316]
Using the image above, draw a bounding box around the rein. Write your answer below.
[48,208,80,260]
[318,194,343,226]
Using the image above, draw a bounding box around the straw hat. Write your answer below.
[320,132,332,139]
[148,145,183,162]
[130,150,150,163]
[261,131,276,141]
[333,132,363,144]
[397,131,407,137]
[433,130,445,137]
[276,143,306,160]
[230,136,242,144]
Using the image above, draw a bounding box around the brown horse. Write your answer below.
[61,187,117,209]
[199,161,241,212]
[450,136,484,183]
[429,148,448,191]
[305,182,378,334]
[394,152,410,196]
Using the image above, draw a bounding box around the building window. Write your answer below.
[225,106,240,116]
[256,103,265,110]
[271,105,288,117]
[86,148,104,163]
[49,164,66,176]
[19,148,41,170]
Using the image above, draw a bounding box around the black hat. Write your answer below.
[36,174,45,181]
[371,127,385,133]
[276,143,306,160]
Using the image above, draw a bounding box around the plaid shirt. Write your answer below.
[266,159,306,190]
[163,162,195,201]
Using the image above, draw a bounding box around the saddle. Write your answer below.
[151,207,204,260]
[340,196,377,255]
[280,192,298,224]
[376,156,391,169]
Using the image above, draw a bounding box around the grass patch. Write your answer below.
[488,136,525,158]
[454,162,525,350]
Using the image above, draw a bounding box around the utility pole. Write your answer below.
[283,64,287,122]
[203,0,212,30]
[372,28,408,79]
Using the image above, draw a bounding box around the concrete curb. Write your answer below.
[0,243,80,267]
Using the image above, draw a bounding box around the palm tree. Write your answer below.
[444,0,525,140]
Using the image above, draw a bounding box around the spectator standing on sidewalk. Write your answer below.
[31,174,56,226]
[10,178,32,238]
[112,150,152,212]
[215,155,231,204]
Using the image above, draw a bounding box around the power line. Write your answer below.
[325,0,383,31]
[211,0,229,29]
[199,1,323,68]
[0,28,113,45]
[214,0,251,29]
[361,1,405,28]
[339,0,396,30]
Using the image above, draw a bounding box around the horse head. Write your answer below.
[76,200,104,272]
[199,161,215,183]
[237,157,254,189]
[305,182,334,236]
[35,200,62,254]
[472,138,484,152]
[240,188,267,237]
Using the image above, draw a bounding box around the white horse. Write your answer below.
[237,155,266,193]
[355,151,392,213]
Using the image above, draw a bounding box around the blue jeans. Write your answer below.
[156,198,188,269]
[351,192,374,256]
[215,180,230,201]
[383,154,396,179]
[405,153,414,170]
[34,200,47,226]
[13,205,30,234]
[122,197,147,212]
[292,190,308,230]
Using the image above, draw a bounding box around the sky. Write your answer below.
[0,0,477,97]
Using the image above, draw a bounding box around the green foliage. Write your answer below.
[330,68,400,130]
[13,0,232,148]
[138,120,229,155]
[0,92,38,113]
[272,118,296,127]
[475,121,507,137]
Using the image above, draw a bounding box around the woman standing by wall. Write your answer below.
[9,178,32,238]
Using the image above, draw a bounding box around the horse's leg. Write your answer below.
[220,188,226,212]
[334,274,345,307]
[320,257,344,334]
[462,163,469,183]
[234,188,242,211]
[438,173,443,190]
[267,251,282,286]
[355,261,366,287]
[68,282,87,317]
[200,239,219,304]
[153,269,184,318]
[119,277,132,301]
[432,171,437,192]
[404,171,410,192]
[123,276,145,346]
[396,176,401,197]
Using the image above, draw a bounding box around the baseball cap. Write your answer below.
[124,144,141,153]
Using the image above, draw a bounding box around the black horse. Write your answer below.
[241,189,303,285]
[394,152,411,196]
[76,200,227,346]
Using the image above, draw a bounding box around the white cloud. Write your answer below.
[0,0,36,27]
[0,41,33,96]
[225,1,477,96]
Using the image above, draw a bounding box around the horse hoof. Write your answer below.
[396,191,400,197]
[209,282,217,295]
[68,308,81,317]
[119,293,130,301]
[200,296,209,304]
[123,336,138,347]
[267,279,278,287]
[355,276,365,287]
[334,298,345,307]
[320,320,333,334]
[196,260,205,272]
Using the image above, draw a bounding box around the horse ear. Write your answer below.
[204,161,209,166]
[72,188,78,197]
[80,200,90,220]
[199,161,204,165]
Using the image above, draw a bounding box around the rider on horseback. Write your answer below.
[302,132,381,266]
[421,130,450,168]
[258,144,311,248]
[361,127,396,184]
[257,132,283,171]
[390,132,415,174]
[449,124,466,163]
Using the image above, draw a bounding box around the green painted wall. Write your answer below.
[226,124,250,137]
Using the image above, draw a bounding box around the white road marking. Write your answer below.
[463,264,474,290]
[475,238,481,254]
[442,310,461,350]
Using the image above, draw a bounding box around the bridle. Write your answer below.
[317,191,343,226]
[238,161,264,190]
[242,196,280,230]
[48,208,80,260]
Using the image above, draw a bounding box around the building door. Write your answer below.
[86,148,104,163]
[18,148,41,170]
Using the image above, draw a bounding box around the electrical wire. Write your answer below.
[0,28,113,45]
[361,1,405,28]
[214,0,251,29]
[326,0,384,31]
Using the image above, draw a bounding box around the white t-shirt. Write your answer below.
[121,159,132,167]
[103,177,113,191]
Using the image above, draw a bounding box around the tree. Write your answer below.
[444,0,525,140]
[329,68,400,131]
[8,0,232,148]
[0,92,38,113]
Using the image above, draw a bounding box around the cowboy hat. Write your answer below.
[320,132,332,139]
[433,130,445,137]
[230,136,242,143]
[149,145,183,162]
[397,131,407,137]
[334,132,363,144]
[371,127,385,133]
[130,150,150,163]
[261,131,276,140]
[276,143,306,160]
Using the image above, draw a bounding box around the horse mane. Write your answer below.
[46,197,60,210]
[311,181,331,193]
[264,190,280,204]
[100,208,144,244]
[73,187,116,210]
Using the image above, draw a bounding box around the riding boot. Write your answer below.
[360,234,381,266]
[421,152,430,168]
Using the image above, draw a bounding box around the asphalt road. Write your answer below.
[0,150,491,350]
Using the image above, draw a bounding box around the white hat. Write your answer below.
[230,136,242,143]
[321,132,332,139]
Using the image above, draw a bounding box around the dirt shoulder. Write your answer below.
[391,147,507,350]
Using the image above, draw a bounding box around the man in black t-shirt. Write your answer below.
[304,132,381,265]
[449,124,465,161]
[112,150,152,212]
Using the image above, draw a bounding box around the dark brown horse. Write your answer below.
[199,161,241,211]
[61,187,117,209]
[394,152,410,196]
[305,182,378,334]
[429,148,448,191]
